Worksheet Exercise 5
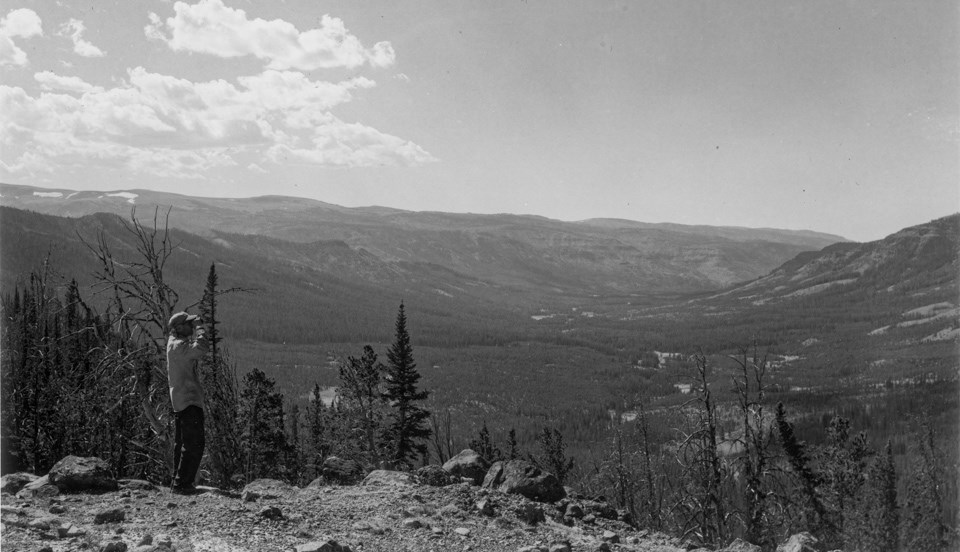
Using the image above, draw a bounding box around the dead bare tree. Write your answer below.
[428,406,455,464]
[80,207,185,478]
[671,351,730,548]
[729,343,781,547]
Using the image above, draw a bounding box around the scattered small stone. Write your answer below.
[431,525,444,535]
[476,499,495,517]
[116,526,126,534]
[100,542,128,552]
[601,530,619,543]
[594,543,611,552]
[165,502,176,509]
[582,514,596,524]
[138,534,153,546]
[28,517,57,531]
[514,503,545,526]
[259,505,283,520]
[454,527,471,536]
[0,472,38,494]
[548,542,571,552]
[295,540,349,552]
[564,503,583,519]
[38,547,54,552]
[154,534,173,547]
[94,508,126,525]
[162,521,177,528]
[402,518,423,529]
[49,504,67,514]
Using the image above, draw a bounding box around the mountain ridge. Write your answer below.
[0,183,845,293]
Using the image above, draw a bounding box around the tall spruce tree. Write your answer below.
[239,368,288,481]
[901,424,946,552]
[198,263,243,488]
[382,302,431,468]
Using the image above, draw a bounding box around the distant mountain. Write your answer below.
[714,214,958,307]
[0,183,845,294]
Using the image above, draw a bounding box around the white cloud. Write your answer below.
[145,0,394,70]
[35,71,104,94]
[0,66,434,178]
[59,19,106,58]
[0,8,43,67]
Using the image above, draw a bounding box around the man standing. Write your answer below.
[166,311,209,493]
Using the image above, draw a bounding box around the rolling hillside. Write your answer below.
[0,183,845,294]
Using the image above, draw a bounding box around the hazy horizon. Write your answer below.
[1,1,956,243]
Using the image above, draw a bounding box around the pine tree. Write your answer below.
[381,303,431,469]
[198,263,242,488]
[506,428,520,460]
[469,421,502,462]
[339,345,387,466]
[304,383,331,479]
[776,402,830,537]
[239,368,288,481]
[529,427,575,485]
[847,441,898,552]
[901,425,946,552]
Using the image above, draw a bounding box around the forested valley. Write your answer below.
[1,207,957,551]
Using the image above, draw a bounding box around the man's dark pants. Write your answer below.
[173,405,205,489]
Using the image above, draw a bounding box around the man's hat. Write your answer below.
[169,311,200,327]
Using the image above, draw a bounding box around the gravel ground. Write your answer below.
[1,477,688,552]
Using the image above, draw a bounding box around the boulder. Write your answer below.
[481,460,566,503]
[93,507,126,524]
[442,449,491,485]
[722,538,762,552]
[321,456,364,484]
[514,502,546,525]
[777,533,819,552]
[16,475,60,499]
[362,470,416,486]
[0,472,38,494]
[241,479,295,502]
[48,456,118,493]
[118,479,157,492]
[295,541,351,552]
[416,465,454,487]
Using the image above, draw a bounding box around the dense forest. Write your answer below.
[1,210,957,551]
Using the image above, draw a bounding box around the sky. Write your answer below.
[0,0,957,242]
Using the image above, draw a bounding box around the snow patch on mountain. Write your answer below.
[106,192,138,204]
[33,191,63,198]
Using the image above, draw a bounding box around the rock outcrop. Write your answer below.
[321,456,363,484]
[48,456,118,493]
[442,449,490,485]
[481,460,566,503]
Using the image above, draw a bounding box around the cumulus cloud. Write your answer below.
[35,71,104,94]
[59,19,106,57]
[0,8,43,66]
[0,66,434,178]
[145,0,395,71]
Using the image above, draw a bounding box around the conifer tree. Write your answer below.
[198,262,242,487]
[239,368,288,481]
[339,345,387,466]
[845,441,898,552]
[469,421,502,462]
[901,425,946,552]
[382,303,431,469]
[529,427,575,485]
[304,383,331,479]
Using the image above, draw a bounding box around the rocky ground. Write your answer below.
[1,464,686,552]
